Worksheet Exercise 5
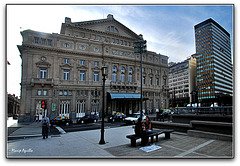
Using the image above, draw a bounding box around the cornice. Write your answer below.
[19,44,168,69]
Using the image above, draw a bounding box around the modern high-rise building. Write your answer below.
[168,54,197,107]
[194,18,233,106]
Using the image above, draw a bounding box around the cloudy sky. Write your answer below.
[7,4,233,96]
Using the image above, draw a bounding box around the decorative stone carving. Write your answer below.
[112,49,134,58]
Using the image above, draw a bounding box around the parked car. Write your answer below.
[77,114,98,124]
[50,115,72,126]
[124,113,146,124]
[107,112,126,122]
[156,109,171,121]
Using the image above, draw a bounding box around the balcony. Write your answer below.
[110,81,138,90]
[31,78,54,87]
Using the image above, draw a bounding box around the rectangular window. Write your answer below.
[112,73,117,82]
[156,78,159,86]
[59,100,70,116]
[64,59,69,64]
[41,39,46,45]
[150,77,152,85]
[63,70,70,80]
[43,90,47,96]
[59,91,63,95]
[40,68,47,78]
[143,76,146,84]
[116,39,119,44]
[34,37,39,44]
[129,75,133,83]
[47,39,52,46]
[80,71,85,81]
[121,74,125,83]
[94,61,99,66]
[80,60,85,65]
[37,90,41,96]
[94,72,99,82]
[76,100,86,118]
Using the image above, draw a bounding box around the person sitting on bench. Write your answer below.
[142,116,152,146]
[135,117,143,136]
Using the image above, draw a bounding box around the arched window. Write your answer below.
[121,67,125,73]
[113,66,117,72]
[106,26,119,34]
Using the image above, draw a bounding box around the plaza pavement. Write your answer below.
[7,124,233,158]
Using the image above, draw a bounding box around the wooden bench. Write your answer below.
[126,129,174,147]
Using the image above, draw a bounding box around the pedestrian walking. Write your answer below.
[41,116,50,139]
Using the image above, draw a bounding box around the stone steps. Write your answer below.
[152,115,233,141]
[188,130,232,141]
[190,120,232,135]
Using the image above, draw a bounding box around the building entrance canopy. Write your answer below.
[109,93,142,100]
[107,93,148,115]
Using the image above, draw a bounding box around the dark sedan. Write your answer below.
[77,115,98,124]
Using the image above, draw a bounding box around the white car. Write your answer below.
[124,113,146,124]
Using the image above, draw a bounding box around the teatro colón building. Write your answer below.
[18,14,169,122]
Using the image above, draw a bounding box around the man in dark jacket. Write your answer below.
[41,116,50,139]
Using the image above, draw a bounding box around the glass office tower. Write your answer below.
[194,18,233,106]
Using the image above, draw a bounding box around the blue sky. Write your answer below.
[7,5,233,96]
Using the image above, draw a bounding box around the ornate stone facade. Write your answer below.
[18,14,169,122]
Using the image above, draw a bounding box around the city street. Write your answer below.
[59,121,126,133]
[7,117,130,140]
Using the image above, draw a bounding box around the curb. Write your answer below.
[8,134,42,140]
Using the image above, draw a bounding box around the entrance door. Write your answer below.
[35,101,45,121]
[91,100,99,115]
[76,100,85,118]
[59,100,70,117]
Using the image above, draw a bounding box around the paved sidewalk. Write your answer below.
[7,126,233,158]
[8,123,41,135]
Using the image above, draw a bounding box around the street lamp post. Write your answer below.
[99,65,107,145]
[134,40,147,120]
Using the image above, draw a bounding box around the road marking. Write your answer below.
[55,126,66,134]
[164,144,213,157]
[175,140,215,157]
